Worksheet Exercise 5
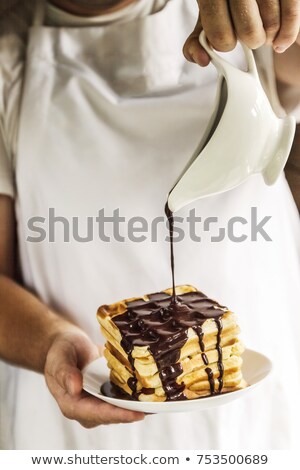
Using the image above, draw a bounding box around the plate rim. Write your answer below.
[82,348,273,411]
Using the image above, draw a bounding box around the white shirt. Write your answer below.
[0,0,300,451]
[46,0,169,26]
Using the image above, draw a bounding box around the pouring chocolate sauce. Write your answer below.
[165,203,177,304]
[163,202,225,397]
[102,204,226,401]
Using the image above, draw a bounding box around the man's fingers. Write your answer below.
[65,368,83,396]
[47,359,82,395]
[183,11,211,66]
[183,36,211,66]
[186,0,300,66]
[46,333,100,393]
[256,0,281,44]
[44,332,144,428]
[77,394,145,426]
[46,350,145,426]
[229,0,266,49]
[45,339,78,389]
[198,0,236,51]
[273,0,300,52]
[58,391,145,427]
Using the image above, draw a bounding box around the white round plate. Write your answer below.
[82,349,272,414]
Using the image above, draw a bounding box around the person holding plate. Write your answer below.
[0,0,300,449]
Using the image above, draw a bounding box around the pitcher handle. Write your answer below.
[199,30,259,79]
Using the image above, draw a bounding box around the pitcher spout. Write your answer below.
[167,32,296,213]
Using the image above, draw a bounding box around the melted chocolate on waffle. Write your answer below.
[112,290,227,401]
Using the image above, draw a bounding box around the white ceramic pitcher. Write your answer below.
[167,31,296,213]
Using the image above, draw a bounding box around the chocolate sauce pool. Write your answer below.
[102,204,226,401]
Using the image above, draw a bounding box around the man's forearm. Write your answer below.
[0,275,82,372]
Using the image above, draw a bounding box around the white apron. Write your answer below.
[1,0,300,450]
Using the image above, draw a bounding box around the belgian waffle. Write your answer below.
[97,285,247,401]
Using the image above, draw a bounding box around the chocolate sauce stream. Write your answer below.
[127,377,138,398]
[215,318,224,393]
[107,203,227,401]
[205,367,215,395]
[193,326,209,367]
[164,203,224,395]
[165,203,176,303]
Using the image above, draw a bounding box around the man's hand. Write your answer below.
[45,331,145,428]
[184,1,300,66]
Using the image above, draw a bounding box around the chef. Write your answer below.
[0,0,300,450]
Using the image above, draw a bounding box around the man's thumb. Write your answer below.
[183,12,210,67]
